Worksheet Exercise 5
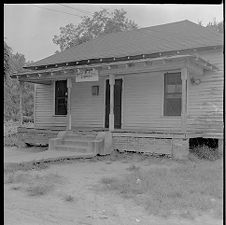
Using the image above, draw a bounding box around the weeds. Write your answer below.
[101,160,223,218]
[63,194,74,202]
[190,145,221,161]
[126,164,140,171]
[4,169,63,197]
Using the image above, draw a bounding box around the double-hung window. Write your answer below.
[164,72,182,116]
[55,80,67,115]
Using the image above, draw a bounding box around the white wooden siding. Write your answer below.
[35,83,67,128]
[122,71,182,131]
[187,49,223,133]
[71,76,105,128]
[34,48,223,134]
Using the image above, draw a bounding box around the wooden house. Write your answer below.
[11,20,224,159]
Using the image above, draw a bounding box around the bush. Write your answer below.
[190,145,221,161]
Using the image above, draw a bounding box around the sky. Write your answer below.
[4,4,223,62]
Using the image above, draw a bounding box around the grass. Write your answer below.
[4,168,63,196]
[4,161,49,175]
[126,164,140,171]
[4,120,34,146]
[101,159,223,219]
[63,194,74,202]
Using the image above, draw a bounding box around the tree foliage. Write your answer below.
[53,8,138,51]
[4,41,34,121]
[198,18,223,33]
[4,41,12,79]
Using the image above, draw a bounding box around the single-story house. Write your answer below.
[11,20,224,159]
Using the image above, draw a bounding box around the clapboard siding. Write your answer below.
[34,48,223,135]
[187,48,223,133]
[71,77,105,127]
[35,83,67,128]
[122,72,182,131]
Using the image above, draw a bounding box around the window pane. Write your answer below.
[165,94,181,99]
[55,80,67,115]
[176,84,182,93]
[164,72,182,116]
[167,85,176,93]
[164,98,181,116]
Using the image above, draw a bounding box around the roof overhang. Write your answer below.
[11,54,218,83]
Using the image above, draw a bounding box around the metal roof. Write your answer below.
[26,20,223,68]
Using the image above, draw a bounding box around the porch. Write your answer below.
[13,51,223,159]
[16,126,223,160]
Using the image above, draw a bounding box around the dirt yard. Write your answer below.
[4,147,223,225]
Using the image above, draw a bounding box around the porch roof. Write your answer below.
[11,54,218,81]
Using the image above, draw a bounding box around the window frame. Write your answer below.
[53,80,68,116]
[163,72,182,117]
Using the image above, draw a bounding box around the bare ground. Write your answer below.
[4,147,223,225]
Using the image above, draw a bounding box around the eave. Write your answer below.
[11,54,219,83]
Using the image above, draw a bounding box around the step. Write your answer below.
[55,145,95,154]
[63,135,96,141]
[62,139,92,147]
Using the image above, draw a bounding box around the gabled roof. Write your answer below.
[27,20,223,68]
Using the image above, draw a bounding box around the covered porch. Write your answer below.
[12,52,222,158]
[14,53,217,132]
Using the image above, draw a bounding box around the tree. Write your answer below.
[198,18,223,33]
[4,42,34,121]
[4,41,12,79]
[206,19,223,33]
[53,8,138,51]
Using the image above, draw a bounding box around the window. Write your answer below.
[55,80,67,115]
[164,72,182,116]
[92,85,99,96]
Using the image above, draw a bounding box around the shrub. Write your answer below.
[190,145,221,161]
[63,194,74,202]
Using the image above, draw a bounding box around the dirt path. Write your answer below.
[4,159,222,225]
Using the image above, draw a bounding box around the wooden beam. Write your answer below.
[181,67,188,134]
[109,74,115,131]
[67,78,72,130]
[19,81,24,126]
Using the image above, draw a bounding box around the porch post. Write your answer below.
[109,74,115,131]
[181,67,188,134]
[19,81,24,126]
[67,78,72,130]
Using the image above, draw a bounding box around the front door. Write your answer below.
[105,79,122,129]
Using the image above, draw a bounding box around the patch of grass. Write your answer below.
[101,160,223,218]
[26,182,53,196]
[11,185,22,191]
[63,194,74,202]
[4,161,49,175]
[190,145,221,161]
[4,170,64,197]
[126,164,140,171]
[4,171,29,184]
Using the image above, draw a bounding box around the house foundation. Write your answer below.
[171,138,189,160]
[112,133,190,159]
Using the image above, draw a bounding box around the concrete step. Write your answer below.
[63,135,96,141]
[55,144,95,154]
[62,139,92,147]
